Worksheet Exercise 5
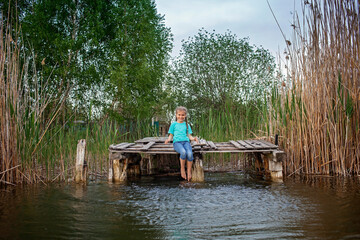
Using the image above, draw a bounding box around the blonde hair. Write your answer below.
[175,106,189,134]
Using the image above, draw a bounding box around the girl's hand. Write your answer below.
[191,136,200,143]
[165,139,170,144]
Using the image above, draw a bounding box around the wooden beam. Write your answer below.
[207,141,217,149]
[141,141,156,150]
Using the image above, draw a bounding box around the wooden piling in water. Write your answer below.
[75,139,87,183]
[191,155,204,182]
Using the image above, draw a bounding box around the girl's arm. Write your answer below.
[188,134,199,143]
[165,134,173,144]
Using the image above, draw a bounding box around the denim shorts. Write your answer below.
[173,141,194,161]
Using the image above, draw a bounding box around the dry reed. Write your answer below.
[270,0,360,176]
[0,12,21,185]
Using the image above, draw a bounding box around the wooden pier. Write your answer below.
[108,137,285,182]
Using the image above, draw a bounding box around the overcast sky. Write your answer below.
[155,0,302,60]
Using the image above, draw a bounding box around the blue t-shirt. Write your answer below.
[168,122,193,143]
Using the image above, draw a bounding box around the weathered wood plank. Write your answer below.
[207,141,217,149]
[109,142,128,149]
[191,139,207,147]
[229,140,247,150]
[135,137,167,143]
[236,140,254,149]
[258,139,278,148]
[200,149,274,153]
[246,140,272,149]
[121,147,176,152]
[117,143,136,150]
[243,140,264,149]
[141,141,156,150]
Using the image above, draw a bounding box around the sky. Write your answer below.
[154,0,302,60]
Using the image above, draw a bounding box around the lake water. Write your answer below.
[1,172,360,239]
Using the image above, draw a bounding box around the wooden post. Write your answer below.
[264,151,284,182]
[113,159,121,182]
[140,154,149,175]
[148,155,156,175]
[119,158,128,181]
[191,155,204,182]
[108,152,113,182]
[75,139,87,183]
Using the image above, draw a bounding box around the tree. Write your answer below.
[16,0,117,122]
[5,0,172,121]
[107,0,172,121]
[168,29,276,113]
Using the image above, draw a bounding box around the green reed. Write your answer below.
[193,101,268,142]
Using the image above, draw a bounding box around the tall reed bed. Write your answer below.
[0,14,20,185]
[191,102,268,170]
[193,101,268,142]
[269,0,359,175]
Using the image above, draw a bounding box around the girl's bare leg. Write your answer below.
[187,160,193,181]
[180,158,187,180]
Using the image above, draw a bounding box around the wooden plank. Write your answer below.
[237,140,254,149]
[145,151,178,154]
[138,147,175,152]
[201,141,211,149]
[209,146,242,151]
[243,140,264,149]
[200,149,274,154]
[247,140,272,149]
[116,143,135,150]
[141,141,156,150]
[191,139,207,147]
[258,139,278,148]
[135,137,167,143]
[110,142,128,149]
[207,141,217,149]
[229,140,247,150]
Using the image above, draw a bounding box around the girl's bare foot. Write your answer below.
[181,169,187,180]
[187,170,192,182]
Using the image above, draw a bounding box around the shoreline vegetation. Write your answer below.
[268,1,359,176]
[1,0,359,187]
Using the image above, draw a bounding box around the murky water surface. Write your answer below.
[1,172,360,239]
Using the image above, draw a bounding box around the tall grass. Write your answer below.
[0,13,20,185]
[269,0,360,176]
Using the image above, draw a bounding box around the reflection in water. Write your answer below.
[0,173,360,239]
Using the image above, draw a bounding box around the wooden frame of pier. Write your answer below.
[107,137,285,182]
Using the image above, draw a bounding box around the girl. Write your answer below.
[165,106,199,181]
